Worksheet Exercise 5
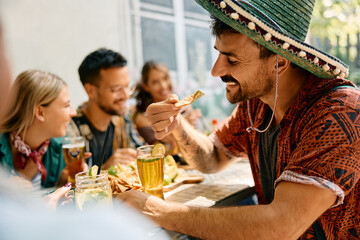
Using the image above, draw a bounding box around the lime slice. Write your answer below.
[107,166,117,176]
[164,155,178,183]
[151,143,165,157]
[89,165,99,176]
[163,178,172,186]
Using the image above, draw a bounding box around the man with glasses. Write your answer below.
[67,48,142,169]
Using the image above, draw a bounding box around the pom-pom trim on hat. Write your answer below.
[220,1,226,8]
[248,22,256,30]
[211,0,349,78]
[264,33,272,41]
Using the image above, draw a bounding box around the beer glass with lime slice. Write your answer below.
[136,144,165,199]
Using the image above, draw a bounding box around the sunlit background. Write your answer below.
[0,0,359,126]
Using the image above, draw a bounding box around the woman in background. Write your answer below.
[133,61,201,154]
[0,70,76,190]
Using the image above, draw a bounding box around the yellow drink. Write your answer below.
[137,156,164,199]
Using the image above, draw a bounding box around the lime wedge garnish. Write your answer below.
[151,143,165,157]
[164,155,178,182]
[107,166,117,176]
[163,178,172,186]
[89,165,99,176]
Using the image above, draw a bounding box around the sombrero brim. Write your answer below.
[196,0,349,79]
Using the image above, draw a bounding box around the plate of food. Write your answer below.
[108,155,203,196]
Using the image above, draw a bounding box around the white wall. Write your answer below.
[0,0,235,123]
[0,0,126,108]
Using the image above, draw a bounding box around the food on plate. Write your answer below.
[107,162,142,194]
[175,90,204,108]
[107,153,181,194]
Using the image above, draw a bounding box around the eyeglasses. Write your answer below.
[108,85,130,94]
[94,84,136,96]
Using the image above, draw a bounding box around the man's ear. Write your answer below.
[34,105,46,122]
[270,54,290,76]
[84,83,97,100]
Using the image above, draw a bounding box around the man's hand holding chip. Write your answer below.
[147,91,204,140]
[146,94,182,140]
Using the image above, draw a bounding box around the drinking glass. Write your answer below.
[62,137,85,184]
[74,170,112,211]
[136,145,165,199]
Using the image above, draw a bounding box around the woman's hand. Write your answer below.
[44,183,72,211]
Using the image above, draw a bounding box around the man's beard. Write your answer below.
[221,68,273,104]
[97,99,126,116]
[221,75,247,104]
[99,104,119,116]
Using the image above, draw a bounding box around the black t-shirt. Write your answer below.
[72,115,114,167]
[258,108,281,203]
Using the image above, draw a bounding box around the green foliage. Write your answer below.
[310,0,360,84]
[311,0,360,44]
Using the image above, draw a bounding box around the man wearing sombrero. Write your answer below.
[118,0,360,239]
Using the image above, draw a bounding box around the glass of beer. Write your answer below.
[74,170,112,211]
[136,145,165,199]
[62,137,85,184]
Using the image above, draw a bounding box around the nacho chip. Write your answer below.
[175,90,204,108]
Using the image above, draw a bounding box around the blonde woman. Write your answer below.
[0,70,76,191]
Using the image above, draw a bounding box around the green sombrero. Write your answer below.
[195,0,349,79]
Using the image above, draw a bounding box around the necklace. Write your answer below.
[246,55,279,133]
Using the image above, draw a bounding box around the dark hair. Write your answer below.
[78,48,127,86]
[210,15,300,69]
[211,15,275,59]
[135,61,170,113]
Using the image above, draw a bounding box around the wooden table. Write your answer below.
[164,158,255,207]
[163,159,255,239]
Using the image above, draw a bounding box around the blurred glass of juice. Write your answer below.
[75,170,112,211]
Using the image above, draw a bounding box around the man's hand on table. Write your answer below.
[116,181,337,239]
[146,94,182,140]
[116,190,170,225]
[102,148,136,169]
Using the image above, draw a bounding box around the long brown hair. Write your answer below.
[135,61,171,113]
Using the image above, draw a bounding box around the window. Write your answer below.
[140,0,173,8]
[128,0,235,124]
[141,17,177,70]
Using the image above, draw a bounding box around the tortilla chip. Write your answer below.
[175,90,204,108]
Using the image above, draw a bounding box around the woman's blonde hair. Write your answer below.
[0,70,66,136]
